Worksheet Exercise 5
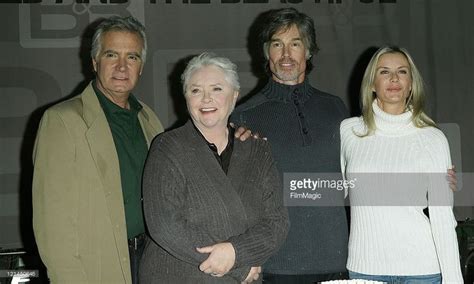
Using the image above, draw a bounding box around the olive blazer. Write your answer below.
[32,83,163,283]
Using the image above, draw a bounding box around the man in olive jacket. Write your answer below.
[32,16,163,283]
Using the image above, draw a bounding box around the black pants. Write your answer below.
[128,233,147,284]
[263,271,348,284]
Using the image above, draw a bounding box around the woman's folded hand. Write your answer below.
[242,266,261,283]
[197,242,236,277]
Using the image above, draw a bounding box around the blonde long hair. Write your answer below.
[359,46,436,136]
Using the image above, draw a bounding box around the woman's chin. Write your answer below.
[195,120,226,131]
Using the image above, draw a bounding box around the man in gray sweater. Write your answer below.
[231,8,349,283]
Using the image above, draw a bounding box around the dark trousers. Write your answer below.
[128,233,147,284]
[263,271,348,284]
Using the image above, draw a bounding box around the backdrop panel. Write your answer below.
[0,0,472,251]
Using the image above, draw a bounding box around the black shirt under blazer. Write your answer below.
[139,121,289,283]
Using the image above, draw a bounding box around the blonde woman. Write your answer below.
[340,46,462,283]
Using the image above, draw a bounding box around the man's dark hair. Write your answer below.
[261,8,319,61]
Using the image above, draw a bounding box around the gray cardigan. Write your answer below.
[139,121,289,284]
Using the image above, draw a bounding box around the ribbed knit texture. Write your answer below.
[139,121,289,284]
[231,79,349,275]
[340,101,463,283]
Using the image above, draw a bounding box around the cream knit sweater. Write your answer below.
[340,101,462,283]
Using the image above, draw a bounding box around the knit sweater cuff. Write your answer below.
[228,234,269,268]
[228,265,251,282]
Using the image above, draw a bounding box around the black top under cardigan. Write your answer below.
[139,121,289,284]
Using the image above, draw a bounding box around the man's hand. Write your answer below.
[197,242,236,277]
[447,166,457,192]
[230,123,266,141]
[242,266,261,283]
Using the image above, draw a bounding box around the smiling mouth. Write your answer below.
[387,88,402,92]
[200,107,217,113]
[279,62,294,68]
[113,76,129,80]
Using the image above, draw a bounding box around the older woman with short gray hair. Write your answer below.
[139,52,289,284]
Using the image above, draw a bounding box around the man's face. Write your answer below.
[268,25,307,85]
[92,30,144,104]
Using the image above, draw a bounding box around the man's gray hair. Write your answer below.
[181,52,240,93]
[91,16,147,64]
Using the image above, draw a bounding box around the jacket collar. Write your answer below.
[82,82,104,128]
[81,81,155,145]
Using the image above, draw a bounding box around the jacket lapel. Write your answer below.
[137,109,157,146]
[81,83,131,283]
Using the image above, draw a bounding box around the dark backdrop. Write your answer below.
[1,0,472,253]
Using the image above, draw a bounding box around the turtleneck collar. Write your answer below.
[372,100,416,136]
[262,78,312,103]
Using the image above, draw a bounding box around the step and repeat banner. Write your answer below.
[1,0,473,250]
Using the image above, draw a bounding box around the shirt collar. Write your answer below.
[192,122,235,156]
[93,80,143,114]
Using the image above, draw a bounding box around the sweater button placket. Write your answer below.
[292,89,311,145]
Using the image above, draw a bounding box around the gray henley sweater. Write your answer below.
[231,79,349,275]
